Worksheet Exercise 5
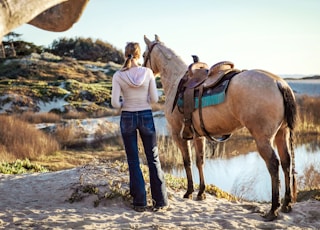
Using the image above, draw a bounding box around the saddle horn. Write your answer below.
[188,55,209,78]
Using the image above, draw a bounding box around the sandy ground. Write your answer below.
[1,161,319,230]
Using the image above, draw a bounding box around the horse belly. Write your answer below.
[192,104,242,136]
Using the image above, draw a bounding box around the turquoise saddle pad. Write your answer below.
[177,80,230,109]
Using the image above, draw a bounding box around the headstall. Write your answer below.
[143,42,159,70]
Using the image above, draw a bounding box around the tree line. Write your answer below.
[0,32,125,64]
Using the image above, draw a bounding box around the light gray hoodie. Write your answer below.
[111,66,158,111]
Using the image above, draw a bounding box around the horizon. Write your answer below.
[12,0,320,76]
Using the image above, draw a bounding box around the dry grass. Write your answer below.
[15,111,61,123]
[298,163,320,191]
[295,163,320,201]
[61,111,88,120]
[296,95,320,134]
[33,150,126,171]
[0,115,60,162]
[53,124,82,147]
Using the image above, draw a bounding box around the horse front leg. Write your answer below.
[173,134,194,199]
[257,141,281,221]
[194,136,206,200]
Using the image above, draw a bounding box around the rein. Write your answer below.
[143,42,159,69]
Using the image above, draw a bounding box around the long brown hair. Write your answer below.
[121,42,141,71]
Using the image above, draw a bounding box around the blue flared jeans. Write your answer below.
[120,110,168,207]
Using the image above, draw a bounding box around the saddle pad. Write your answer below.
[177,80,230,109]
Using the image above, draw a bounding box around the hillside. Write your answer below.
[0,53,121,114]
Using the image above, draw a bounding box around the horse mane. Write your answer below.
[153,43,187,112]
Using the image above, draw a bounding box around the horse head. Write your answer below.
[143,35,162,75]
[143,35,188,103]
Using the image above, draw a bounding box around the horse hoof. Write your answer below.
[197,193,206,200]
[183,193,193,199]
[281,205,292,213]
[261,211,278,221]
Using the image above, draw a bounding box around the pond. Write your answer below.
[166,140,320,201]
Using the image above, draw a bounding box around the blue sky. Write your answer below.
[13,0,320,76]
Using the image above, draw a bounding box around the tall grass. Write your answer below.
[0,115,60,161]
[15,111,61,124]
[296,95,320,133]
[298,163,320,190]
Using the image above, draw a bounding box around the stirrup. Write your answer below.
[182,126,194,140]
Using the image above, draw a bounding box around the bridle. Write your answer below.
[143,42,159,70]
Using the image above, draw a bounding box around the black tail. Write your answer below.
[277,81,298,201]
[277,82,298,131]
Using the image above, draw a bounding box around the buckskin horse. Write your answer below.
[143,35,298,221]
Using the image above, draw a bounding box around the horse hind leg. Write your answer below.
[256,139,281,221]
[193,136,206,200]
[275,127,296,213]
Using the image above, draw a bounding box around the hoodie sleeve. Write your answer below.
[148,69,159,104]
[111,72,123,108]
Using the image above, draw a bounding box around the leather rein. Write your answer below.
[143,42,159,69]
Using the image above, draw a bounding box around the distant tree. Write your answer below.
[48,37,125,63]
[48,37,76,57]
[3,32,22,57]
[0,43,5,58]
[13,41,43,56]
[1,32,43,57]
[2,40,43,57]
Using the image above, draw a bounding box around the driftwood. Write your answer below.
[0,0,89,38]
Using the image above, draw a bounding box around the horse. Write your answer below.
[143,35,298,221]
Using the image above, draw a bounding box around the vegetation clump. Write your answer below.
[0,115,60,162]
[49,37,124,64]
[0,158,48,174]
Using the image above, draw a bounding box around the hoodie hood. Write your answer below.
[120,67,147,87]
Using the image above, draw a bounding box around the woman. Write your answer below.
[111,42,168,212]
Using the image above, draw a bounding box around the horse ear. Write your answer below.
[155,34,160,42]
[144,35,151,46]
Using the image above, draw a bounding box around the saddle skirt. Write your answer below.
[177,79,230,109]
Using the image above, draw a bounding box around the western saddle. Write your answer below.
[173,57,241,141]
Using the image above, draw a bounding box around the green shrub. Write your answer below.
[0,159,49,174]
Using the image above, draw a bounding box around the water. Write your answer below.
[168,143,320,201]
[287,79,320,96]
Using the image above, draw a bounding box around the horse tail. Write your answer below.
[277,81,298,201]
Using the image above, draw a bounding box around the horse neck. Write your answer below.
[156,51,187,97]
[154,54,186,114]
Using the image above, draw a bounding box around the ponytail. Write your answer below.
[121,54,133,71]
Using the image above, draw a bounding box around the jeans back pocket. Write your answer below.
[120,113,135,134]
